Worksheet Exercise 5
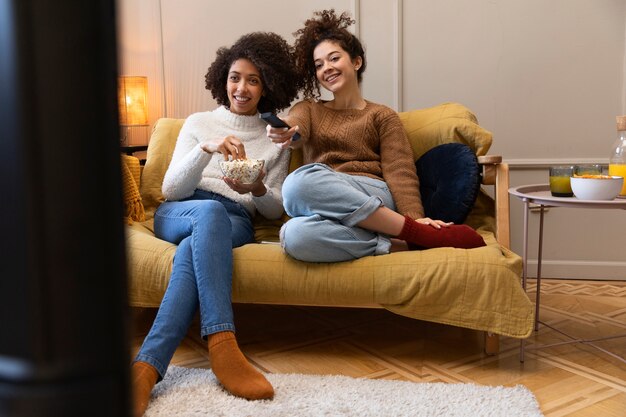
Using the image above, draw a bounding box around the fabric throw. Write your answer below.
[145,366,544,417]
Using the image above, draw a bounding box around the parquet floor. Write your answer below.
[131,279,626,416]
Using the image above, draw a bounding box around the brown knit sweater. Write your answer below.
[288,100,424,219]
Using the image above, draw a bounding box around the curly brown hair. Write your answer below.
[205,32,301,114]
[293,9,367,100]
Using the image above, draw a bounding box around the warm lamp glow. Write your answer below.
[118,76,148,126]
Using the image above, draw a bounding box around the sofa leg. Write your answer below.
[484,332,500,355]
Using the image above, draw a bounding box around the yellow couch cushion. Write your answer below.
[127,227,532,338]
[125,220,176,307]
[228,240,531,338]
[139,118,185,218]
[399,102,493,160]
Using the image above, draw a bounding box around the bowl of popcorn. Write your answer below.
[219,158,264,184]
[570,174,623,200]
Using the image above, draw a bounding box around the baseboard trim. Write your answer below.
[524,259,626,280]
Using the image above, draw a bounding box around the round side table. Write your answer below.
[509,184,626,362]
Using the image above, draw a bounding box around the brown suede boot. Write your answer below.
[208,331,274,400]
[131,361,159,417]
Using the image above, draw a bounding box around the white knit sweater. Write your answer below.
[161,106,290,219]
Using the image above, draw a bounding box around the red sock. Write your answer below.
[396,215,486,249]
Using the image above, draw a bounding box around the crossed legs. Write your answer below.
[132,194,272,416]
[281,164,485,263]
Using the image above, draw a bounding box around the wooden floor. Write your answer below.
[131,278,626,416]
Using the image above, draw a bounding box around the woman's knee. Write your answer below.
[194,200,231,235]
[283,164,331,213]
[283,169,311,201]
[279,218,316,257]
[171,236,192,269]
[195,199,227,215]
[192,199,228,222]
[280,216,351,262]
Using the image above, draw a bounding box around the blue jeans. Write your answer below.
[134,190,254,378]
[280,163,396,262]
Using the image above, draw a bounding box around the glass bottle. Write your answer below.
[608,115,626,198]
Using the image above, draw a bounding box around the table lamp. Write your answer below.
[118,76,148,146]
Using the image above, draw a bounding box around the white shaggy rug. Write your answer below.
[145,366,544,417]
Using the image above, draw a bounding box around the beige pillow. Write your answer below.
[399,102,493,160]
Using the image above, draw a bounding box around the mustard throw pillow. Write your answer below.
[399,102,493,161]
[139,118,185,218]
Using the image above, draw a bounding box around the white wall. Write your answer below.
[117,0,626,280]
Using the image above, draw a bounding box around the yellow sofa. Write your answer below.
[124,102,534,354]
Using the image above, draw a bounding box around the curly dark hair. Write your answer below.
[293,9,367,100]
[205,32,301,114]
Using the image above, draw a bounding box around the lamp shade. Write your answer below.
[118,76,148,126]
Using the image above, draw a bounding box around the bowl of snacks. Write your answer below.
[219,158,264,184]
[570,174,623,200]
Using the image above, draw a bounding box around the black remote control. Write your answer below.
[259,112,301,141]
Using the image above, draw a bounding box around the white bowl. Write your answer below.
[219,159,264,184]
[570,175,623,200]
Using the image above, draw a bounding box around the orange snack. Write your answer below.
[572,174,613,179]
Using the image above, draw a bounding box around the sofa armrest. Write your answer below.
[478,155,510,249]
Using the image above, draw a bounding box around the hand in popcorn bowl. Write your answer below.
[219,158,265,184]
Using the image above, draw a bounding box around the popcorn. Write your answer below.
[219,159,264,184]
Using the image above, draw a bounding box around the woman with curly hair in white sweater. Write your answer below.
[131,32,301,417]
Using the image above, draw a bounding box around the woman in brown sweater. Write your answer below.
[268,9,485,262]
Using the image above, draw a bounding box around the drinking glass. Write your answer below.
[574,164,603,176]
[549,166,574,197]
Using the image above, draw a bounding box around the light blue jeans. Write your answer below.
[280,163,396,262]
[134,190,254,378]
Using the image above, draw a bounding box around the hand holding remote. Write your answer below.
[260,112,301,141]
